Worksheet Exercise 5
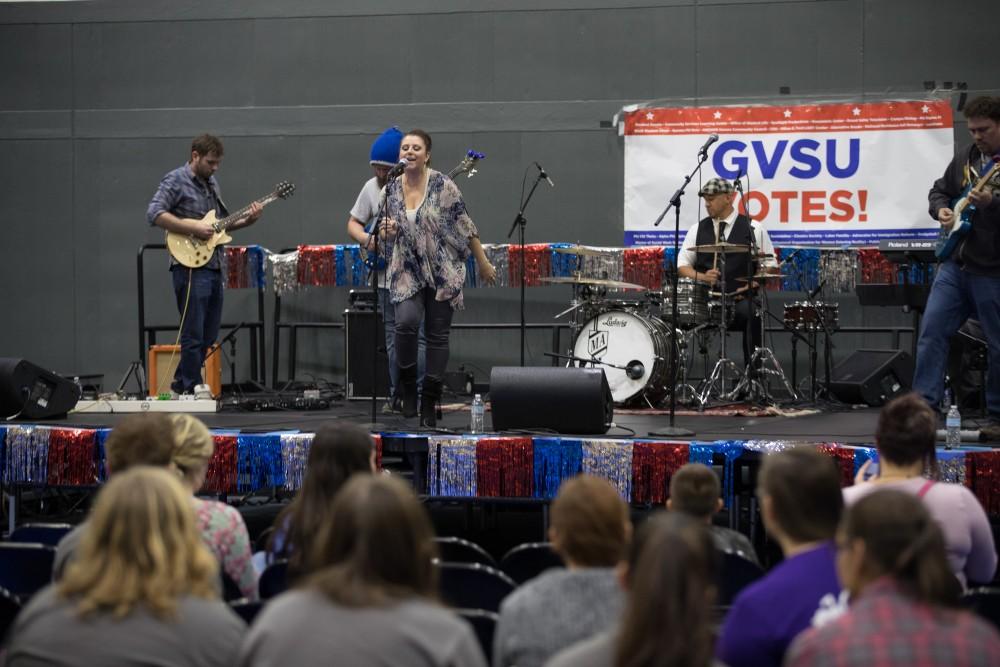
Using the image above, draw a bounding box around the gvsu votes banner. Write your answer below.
[622,100,953,247]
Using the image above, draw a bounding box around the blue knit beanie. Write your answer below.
[370,127,404,167]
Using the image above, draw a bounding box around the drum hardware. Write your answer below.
[697,248,743,405]
[551,245,619,256]
[735,273,788,282]
[540,275,646,291]
[690,241,751,253]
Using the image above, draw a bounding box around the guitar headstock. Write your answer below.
[275,181,296,199]
[449,150,486,179]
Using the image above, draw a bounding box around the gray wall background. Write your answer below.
[1,0,998,393]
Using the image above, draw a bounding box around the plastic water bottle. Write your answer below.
[946,403,962,449]
[470,394,485,434]
[73,376,83,398]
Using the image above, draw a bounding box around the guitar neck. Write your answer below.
[215,192,280,231]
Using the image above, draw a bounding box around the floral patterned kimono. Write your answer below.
[386,170,479,309]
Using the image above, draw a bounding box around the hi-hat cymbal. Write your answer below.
[551,245,617,256]
[735,273,787,282]
[691,242,750,253]
[540,276,646,291]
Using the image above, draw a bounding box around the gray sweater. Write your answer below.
[4,585,245,667]
[494,568,623,667]
[237,590,487,667]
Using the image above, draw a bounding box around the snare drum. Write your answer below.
[657,278,709,327]
[783,301,839,331]
[572,309,677,405]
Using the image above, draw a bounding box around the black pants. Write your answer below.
[727,297,762,369]
[394,287,454,379]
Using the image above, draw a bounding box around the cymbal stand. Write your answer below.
[675,324,708,407]
[698,250,743,405]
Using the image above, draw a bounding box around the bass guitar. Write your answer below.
[363,149,486,271]
[166,181,295,268]
[934,158,1000,261]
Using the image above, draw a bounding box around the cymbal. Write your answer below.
[735,273,787,282]
[691,242,750,253]
[551,245,617,256]
[540,276,646,291]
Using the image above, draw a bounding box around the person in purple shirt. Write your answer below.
[716,446,844,667]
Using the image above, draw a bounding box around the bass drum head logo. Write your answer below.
[588,329,608,358]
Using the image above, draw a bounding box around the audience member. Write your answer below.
[716,446,843,667]
[265,422,376,577]
[668,462,760,566]
[545,513,719,667]
[238,475,486,667]
[494,475,630,667]
[53,412,178,578]
[787,489,1000,666]
[5,467,244,666]
[846,392,997,587]
[169,414,258,600]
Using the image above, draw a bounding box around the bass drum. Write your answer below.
[572,309,676,405]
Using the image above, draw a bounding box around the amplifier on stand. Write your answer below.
[344,310,390,400]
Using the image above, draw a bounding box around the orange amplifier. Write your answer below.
[147,345,222,397]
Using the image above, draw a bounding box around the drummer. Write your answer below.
[676,177,780,370]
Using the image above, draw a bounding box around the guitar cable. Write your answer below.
[155,267,194,397]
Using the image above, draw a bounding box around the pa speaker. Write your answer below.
[344,311,390,400]
[828,349,913,407]
[489,366,613,435]
[0,358,80,419]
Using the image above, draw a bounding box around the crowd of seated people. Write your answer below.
[2,394,999,666]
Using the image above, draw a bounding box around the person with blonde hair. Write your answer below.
[169,413,258,600]
[787,489,1000,666]
[238,475,486,667]
[495,475,630,667]
[6,467,245,666]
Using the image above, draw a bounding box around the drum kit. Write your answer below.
[544,244,839,408]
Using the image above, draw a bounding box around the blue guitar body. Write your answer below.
[934,158,1000,261]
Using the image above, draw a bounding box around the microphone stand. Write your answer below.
[367,178,396,427]
[648,151,709,438]
[507,166,546,366]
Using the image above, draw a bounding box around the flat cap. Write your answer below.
[699,177,735,196]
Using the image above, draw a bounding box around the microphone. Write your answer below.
[625,360,645,380]
[781,248,802,266]
[387,159,408,178]
[732,166,744,190]
[698,134,719,157]
[535,162,555,187]
[807,279,826,301]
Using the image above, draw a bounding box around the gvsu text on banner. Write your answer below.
[622,100,953,247]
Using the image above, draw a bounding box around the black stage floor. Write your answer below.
[27,395,893,444]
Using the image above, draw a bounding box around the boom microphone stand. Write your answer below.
[507,164,549,366]
[647,150,710,438]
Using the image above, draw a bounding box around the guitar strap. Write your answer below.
[207,179,229,217]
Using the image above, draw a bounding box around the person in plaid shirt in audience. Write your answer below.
[786,489,1000,667]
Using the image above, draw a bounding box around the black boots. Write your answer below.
[420,377,443,428]
[399,365,418,418]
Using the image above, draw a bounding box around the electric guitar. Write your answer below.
[363,149,486,271]
[166,181,295,268]
[934,158,1000,261]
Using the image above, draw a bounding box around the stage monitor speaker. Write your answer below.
[489,366,613,435]
[828,349,913,407]
[344,310,390,400]
[0,358,80,419]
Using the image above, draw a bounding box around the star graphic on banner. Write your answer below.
[852,107,861,116]
[713,111,722,119]
[783,109,792,118]
[645,111,654,120]
[921,104,930,113]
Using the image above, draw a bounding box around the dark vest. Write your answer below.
[692,214,757,285]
